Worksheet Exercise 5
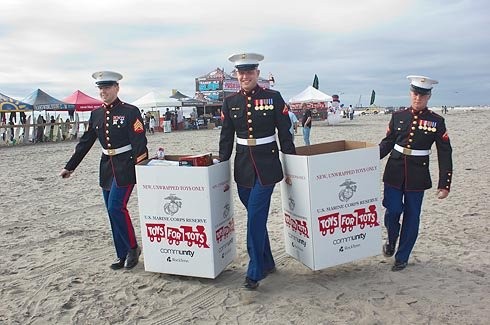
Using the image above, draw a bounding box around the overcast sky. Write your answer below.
[1,0,488,107]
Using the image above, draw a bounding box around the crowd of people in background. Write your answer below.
[141,110,160,135]
[0,111,76,145]
[1,106,225,146]
[2,102,449,147]
[0,104,357,147]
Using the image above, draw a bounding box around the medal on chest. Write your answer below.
[254,98,274,111]
[418,119,437,132]
[112,115,125,127]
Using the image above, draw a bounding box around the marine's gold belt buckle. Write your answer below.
[402,148,412,155]
[247,138,256,146]
[107,149,116,155]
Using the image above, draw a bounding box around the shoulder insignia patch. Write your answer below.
[133,119,144,133]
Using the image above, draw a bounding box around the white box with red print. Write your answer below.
[135,157,236,278]
[280,141,382,271]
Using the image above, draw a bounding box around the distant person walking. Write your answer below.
[287,105,299,143]
[301,104,312,145]
[176,107,184,130]
[164,108,172,132]
[149,115,156,134]
[144,112,151,133]
[190,108,198,129]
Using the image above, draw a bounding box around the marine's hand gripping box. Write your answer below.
[280,141,382,270]
[135,157,235,278]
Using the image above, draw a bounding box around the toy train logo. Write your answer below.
[284,213,309,238]
[216,219,235,243]
[146,223,210,248]
[318,204,379,236]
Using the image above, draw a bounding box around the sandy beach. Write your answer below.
[0,109,488,324]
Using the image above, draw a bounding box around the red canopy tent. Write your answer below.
[63,90,102,111]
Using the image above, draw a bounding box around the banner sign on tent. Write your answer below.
[290,102,327,111]
[0,92,33,112]
[22,89,75,111]
[223,80,270,91]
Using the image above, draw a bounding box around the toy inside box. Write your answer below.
[178,153,213,166]
[147,153,213,167]
[280,140,382,270]
[135,157,235,278]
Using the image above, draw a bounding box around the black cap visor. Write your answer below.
[410,84,431,95]
[96,81,118,87]
[236,64,259,71]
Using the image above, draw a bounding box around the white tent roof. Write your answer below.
[132,91,182,108]
[289,86,333,103]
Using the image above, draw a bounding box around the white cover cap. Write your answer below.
[407,75,438,94]
[228,53,264,70]
[92,71,123,86]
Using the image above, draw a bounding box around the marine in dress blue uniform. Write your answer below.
[218,53,295,289]
[379,75,453,271]
[60,71,148,270]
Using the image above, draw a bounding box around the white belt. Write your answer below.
[236,135,276,146]
[394,144,431,156]
[102,144,132,156]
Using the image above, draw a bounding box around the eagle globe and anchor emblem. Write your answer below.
[163,194,182,216]
[223,203,230,219]
[288,196,295,211]
[338,179,357,202]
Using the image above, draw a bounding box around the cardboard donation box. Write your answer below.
[135,157,236,278]
[280,141,382,270]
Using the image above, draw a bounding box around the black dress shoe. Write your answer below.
[110,258,126,270]
[124,246,141,269]
[392,261,408,271]
[243,277,259,290]
[382,241,395,257]
[261,267,275,279]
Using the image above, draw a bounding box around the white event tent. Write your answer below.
[288,86,333,103]
[289,86,342,125]
[132,91,182,109]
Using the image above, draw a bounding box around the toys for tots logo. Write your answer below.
[317,204,379,236]
[284,213,309,238]
[216,218,235,243]
[146,223,210,248]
